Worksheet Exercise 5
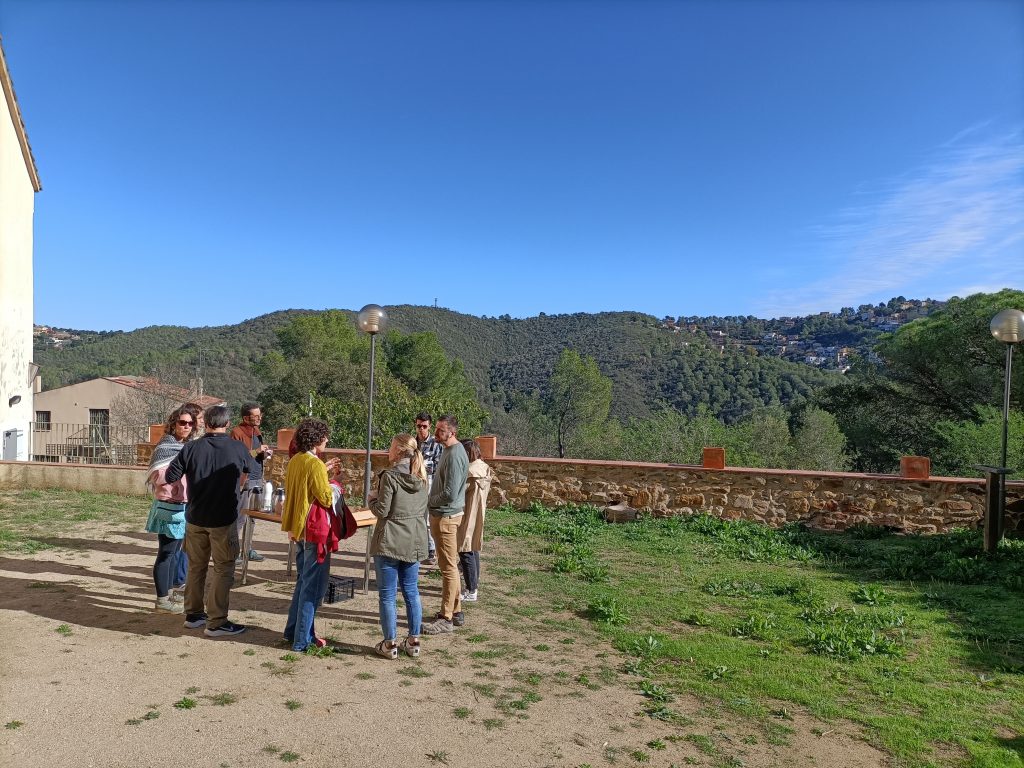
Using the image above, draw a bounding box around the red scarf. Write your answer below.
[233,423,262,446]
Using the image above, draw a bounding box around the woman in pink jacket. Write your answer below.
[145,406,197,614]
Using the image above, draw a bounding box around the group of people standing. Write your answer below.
[144,404,492,654]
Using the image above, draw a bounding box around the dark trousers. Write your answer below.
[458,550,480,592]
[154,534,183,597]
[173,544,188,588]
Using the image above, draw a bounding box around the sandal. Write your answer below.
[400,636,421,658]
[375,639,398,660]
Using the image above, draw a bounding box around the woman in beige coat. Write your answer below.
[457,439,492,602]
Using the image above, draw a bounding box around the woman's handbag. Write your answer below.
[334,484,358,540]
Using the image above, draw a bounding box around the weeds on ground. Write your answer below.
[489,503,1024,767]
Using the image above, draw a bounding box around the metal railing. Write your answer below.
[29,422,151,466]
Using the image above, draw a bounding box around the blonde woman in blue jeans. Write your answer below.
[370,433,430,659]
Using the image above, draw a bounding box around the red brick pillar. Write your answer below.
[477,435,497,460]
[702,447,726,470]
[900,456,930,479]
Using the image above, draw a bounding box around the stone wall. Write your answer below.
[264,450,1024,536]
[6,451,1023,536]
[0,460,148,496]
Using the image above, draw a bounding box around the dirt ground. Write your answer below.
[0,519,889,768]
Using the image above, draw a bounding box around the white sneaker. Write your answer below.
[462,590,478,603]
[154,597,184,615]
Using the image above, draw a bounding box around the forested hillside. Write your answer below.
[35,306,837,422]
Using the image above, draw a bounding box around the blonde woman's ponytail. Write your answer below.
[392,433,428,484]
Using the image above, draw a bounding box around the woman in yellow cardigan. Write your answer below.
[281,419,341,652]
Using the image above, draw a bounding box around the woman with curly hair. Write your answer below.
[281,419,342,652]
[145,406,198,613]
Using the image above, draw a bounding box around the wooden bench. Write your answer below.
[239,507,375,586]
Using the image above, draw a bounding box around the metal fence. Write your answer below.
[29,422,150,466]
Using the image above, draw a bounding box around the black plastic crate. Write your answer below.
[325,575,355,604]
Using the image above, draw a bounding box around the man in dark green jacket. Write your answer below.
[422,415,469,634]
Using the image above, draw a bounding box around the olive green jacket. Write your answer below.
[369,460,429,563]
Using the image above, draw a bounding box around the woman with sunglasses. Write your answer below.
[145,406,198,613]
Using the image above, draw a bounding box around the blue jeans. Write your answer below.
[173,540,188,588]
[375,556,422,641]
[284,542,331,651]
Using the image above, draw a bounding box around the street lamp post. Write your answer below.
[356,304,387,591]
[982,308,1024,552]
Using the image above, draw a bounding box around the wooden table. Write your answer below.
[239,507,375,586]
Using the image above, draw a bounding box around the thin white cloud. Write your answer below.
[758,128,1024,316]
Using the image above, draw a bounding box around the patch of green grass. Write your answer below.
[279,653,299,662]
[185,686,200,694]
[355,672,375,680]
[398,664,432,678]
[452,706,471,719]
[243,649,256,656]
[684,734,718,756]
[464,681,497,698]
[426,750,450,765]
[482,718,504,730]
[55,624,73,636]
[279,751,300,763]
[262,662,296,677]
[304,645,336,658]
[487,504,1024,767]
[5,721,24,730]
[284,700,302,711]
[469,647,507,659]
[173,697,197,710]
[0,490,144,553]
[465,633,490,643]
[532,644,550,651]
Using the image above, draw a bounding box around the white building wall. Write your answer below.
[0,72,36,460]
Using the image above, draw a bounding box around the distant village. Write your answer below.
[32,325,83,349]
[659,297,944,372]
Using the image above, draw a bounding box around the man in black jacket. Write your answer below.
[166,405,259,637]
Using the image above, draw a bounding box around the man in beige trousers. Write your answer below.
[421,415,469,635]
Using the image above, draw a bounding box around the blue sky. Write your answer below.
[3,0,1022,330]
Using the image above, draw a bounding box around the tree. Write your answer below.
[821,289,1024,472]
[257,311,486,448]
[931,406,1024,477]
[544,350,613,458]
[109,364,202,427]
[789,406,850,471]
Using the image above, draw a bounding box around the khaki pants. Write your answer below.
[184,521,239,629]
[429,513,463,620]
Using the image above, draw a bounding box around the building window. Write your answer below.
[35,411,51,431]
